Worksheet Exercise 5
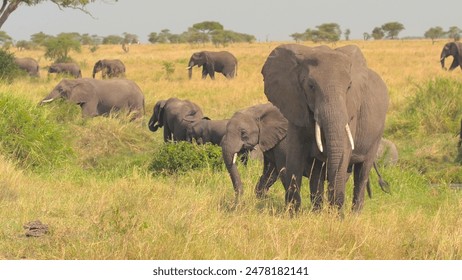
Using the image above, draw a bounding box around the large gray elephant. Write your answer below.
[221,103,290,201]
[14,57,39,77]
[262,44,389,213]
[48,62,82,78]
[40,78,145,120]
[440,42,462,71]
[92,59,126,79]
[148,98,205,142]
[186,118,229,145]
[187,51,237,80]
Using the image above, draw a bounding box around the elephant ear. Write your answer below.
[68,80,93,105]
[453,42,462,58]
[155,100,167,127]
[262,44,315,127]
[257,104,288,152]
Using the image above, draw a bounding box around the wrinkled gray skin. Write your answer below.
[148,98,204,142]
[40,78,145,120]
[187,51,237,80]
[440,42,462,71]
[262,44,389,213]
[376,138,398,166]
[48,62,82,78]
[186,118,229,145]
[92,59,126,79]
[220,103,290,202]
[14,57,39,77]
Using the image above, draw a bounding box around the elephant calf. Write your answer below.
[48,62,82,78]
[148,98,205,142]
[186,118,229,145]
[93,59,126,79]
[40,78,145,120]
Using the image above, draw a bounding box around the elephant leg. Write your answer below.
[352,161,373,212]
[284,124,308,212]
[255,156,278,198]
[309,159,326,212]
[163,125,172,142]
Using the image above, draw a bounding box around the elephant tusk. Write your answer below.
[186,66,192,70]
[315,121,323,153]
[346,124,355,150]
[232,153,238,164]
[41,98,54,104]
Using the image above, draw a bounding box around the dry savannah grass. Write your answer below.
[0,40,462,260]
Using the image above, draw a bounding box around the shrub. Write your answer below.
[386,77,462,137]
[0,49,22,82]
[0,93,74,170]
[149,142,223,175]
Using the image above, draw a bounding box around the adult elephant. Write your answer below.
[221,103,290,201]
[440,42,462,71]
[48,62,82,78]
[40,78,145,120]
[14,57,39,77]
[262,44,389,213]
[148,98,205,142]
[186,118,229,145]
[187,51,237,80]
[92,59,126,79]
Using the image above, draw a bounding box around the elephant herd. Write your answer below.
[32,42,461,216]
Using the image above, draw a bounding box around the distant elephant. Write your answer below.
[376,138,399,166]
[148,98,205,142]
[221,103,290,201]
[48,62,82,78]
[92,59,126,79]
[262,44,389,213]
[40,78,145,120]
[186,118,229,145]
[14,57,39,77]
[440,42,462,71]
[187,51,237,80]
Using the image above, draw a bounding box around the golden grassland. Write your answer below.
[0,40,462,260]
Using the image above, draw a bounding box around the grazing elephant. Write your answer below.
[14,57,39,77]
[148,98,205,142]
[40,78,145,120]
[440,42,462,71]
[221,103,290,201]
[187,51,237,80]
[92,59,126,79]
[48,62,82,78]
[186,118,229,145]
[262,44,389,213]
[376,138,399,166]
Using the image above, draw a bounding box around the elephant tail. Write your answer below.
[373,162,391,194]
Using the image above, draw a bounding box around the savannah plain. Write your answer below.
[0,40,462,259]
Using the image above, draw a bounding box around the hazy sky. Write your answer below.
[2,0,461,42]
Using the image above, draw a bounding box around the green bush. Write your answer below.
[0,49,22,82]
[387,77,462,137]
[149,142,223,174]
[0,93,74,170]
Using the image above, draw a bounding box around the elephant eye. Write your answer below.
[240,130,248,140]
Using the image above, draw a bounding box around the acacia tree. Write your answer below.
[381,22,405,39]
[424,26,445,44]
[0,0,117,29]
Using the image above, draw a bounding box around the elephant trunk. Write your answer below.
[221,135,244,200]
[187,60,195,79]
[148,116,159,132]
[315,94,351,211]
[440,50,448,69]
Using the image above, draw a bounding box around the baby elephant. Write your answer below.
[48,62,82,78]
[186,118,229,145]
[40,78,145,120]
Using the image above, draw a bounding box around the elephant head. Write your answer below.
[148,100,167,132]
[92,60,105,78]
[440,42,462,71]
[187,52,208,79]
[40,79,90,106]
[262,44,388,212]
[221,103,288,199]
